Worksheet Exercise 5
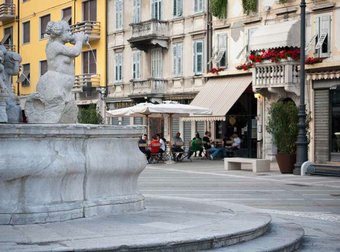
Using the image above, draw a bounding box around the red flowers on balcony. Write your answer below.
[235,62,253,71]
[209,67,225,74]
[305,56,323,65]
[249,48,300,63]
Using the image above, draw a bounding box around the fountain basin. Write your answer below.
[0,124,146,224]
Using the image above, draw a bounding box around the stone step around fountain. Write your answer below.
[0,211,272,251]
[206,222,304,252]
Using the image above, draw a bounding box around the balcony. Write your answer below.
[73,73,100,93]
[71,21,100,41]
[253,60,300,96]
[128,20,169,51]
[0,3,15,23]
[129,78,168,98]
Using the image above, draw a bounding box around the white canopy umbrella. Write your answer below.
[107,101,212,146]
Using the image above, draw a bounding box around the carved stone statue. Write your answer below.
[25,20,87,123]
[0,44,22,123]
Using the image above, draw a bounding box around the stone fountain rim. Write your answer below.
[0,123,145,137]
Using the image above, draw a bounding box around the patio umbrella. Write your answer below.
[107,101,212,146]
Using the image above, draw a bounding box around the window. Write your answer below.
[40,60,47,76]
[194,0,204,13]
[193,40,204,75]
[173,0,183,17]
[40,14,50,39]
[132,50,141,80]
[2,27,13,49]
[82,50,97,96]
[151,48,163,78]
[23,21,30,43]
[314,15,331,57]
[83,0,97,21]
[133,0,141,23]
[331,87,340,154]
[115,52,123,82]
[216,33,227,68]
[151,0,162,20]
[62,7,72,26]
[172,42,183,77]
[83,50,97,74]
[20,63,30,86]
[115,0,123,30]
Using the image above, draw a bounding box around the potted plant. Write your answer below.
[266,101,299,173]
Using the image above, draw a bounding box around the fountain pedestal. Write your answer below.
[0,124,146,225]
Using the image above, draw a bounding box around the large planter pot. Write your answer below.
[276,153,296,174]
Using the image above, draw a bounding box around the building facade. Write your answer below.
[107,0,209,143]
[0,0,107,112]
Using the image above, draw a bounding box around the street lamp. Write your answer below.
[294,0,308,175]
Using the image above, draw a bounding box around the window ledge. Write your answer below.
[275,6,298,16]
[312,2,335,11]
[243,16,262,25]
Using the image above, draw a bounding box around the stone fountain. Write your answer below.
[0,21,146,225]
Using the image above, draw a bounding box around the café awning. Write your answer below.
[182,75,252,121]
[249,20,300,51]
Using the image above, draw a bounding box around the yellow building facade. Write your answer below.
[0,0,106,105]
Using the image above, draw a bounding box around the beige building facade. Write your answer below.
[105,0,340,167]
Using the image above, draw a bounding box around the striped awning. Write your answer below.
[249,20,300,51]
[181,75,252,122]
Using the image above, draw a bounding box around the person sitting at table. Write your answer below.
[156,133,166,160]
[209,136,229,160]
[188,132,203,159]
[149,135,161,163]
[172,132,184,161]
[202,131,212,158]
[138,134,151,160]
[225,133,241,157]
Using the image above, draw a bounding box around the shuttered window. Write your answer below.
[173,0,183,17]
[172,42,183,77]
[40,14,50,39]
[216,33,227,68]
[151,0,162,20]
[83,0,97,21]
[133,0,141,23]
[115,52,123,82]
[194,0,204,13]
[115,0,123,30]
[314,15,331,57]
[132,50,141,80]
[151,48,162,78]
[193,40,204,75]
[23,21,30,43]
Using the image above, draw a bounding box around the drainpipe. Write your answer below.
[16,0,20,96]
[206,0,213,72]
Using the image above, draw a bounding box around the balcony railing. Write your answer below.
[130,78,167,96]
[71,21,100,41]
[73,73,100,93]
[253,60,300,95]
[0,3,15,22]
[128,19,169,50]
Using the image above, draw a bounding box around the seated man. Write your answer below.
[202,131,212,158]
[188,132,203,159]
[172,132,184,161]
[225,133,241,157]
[209,137,229,160]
